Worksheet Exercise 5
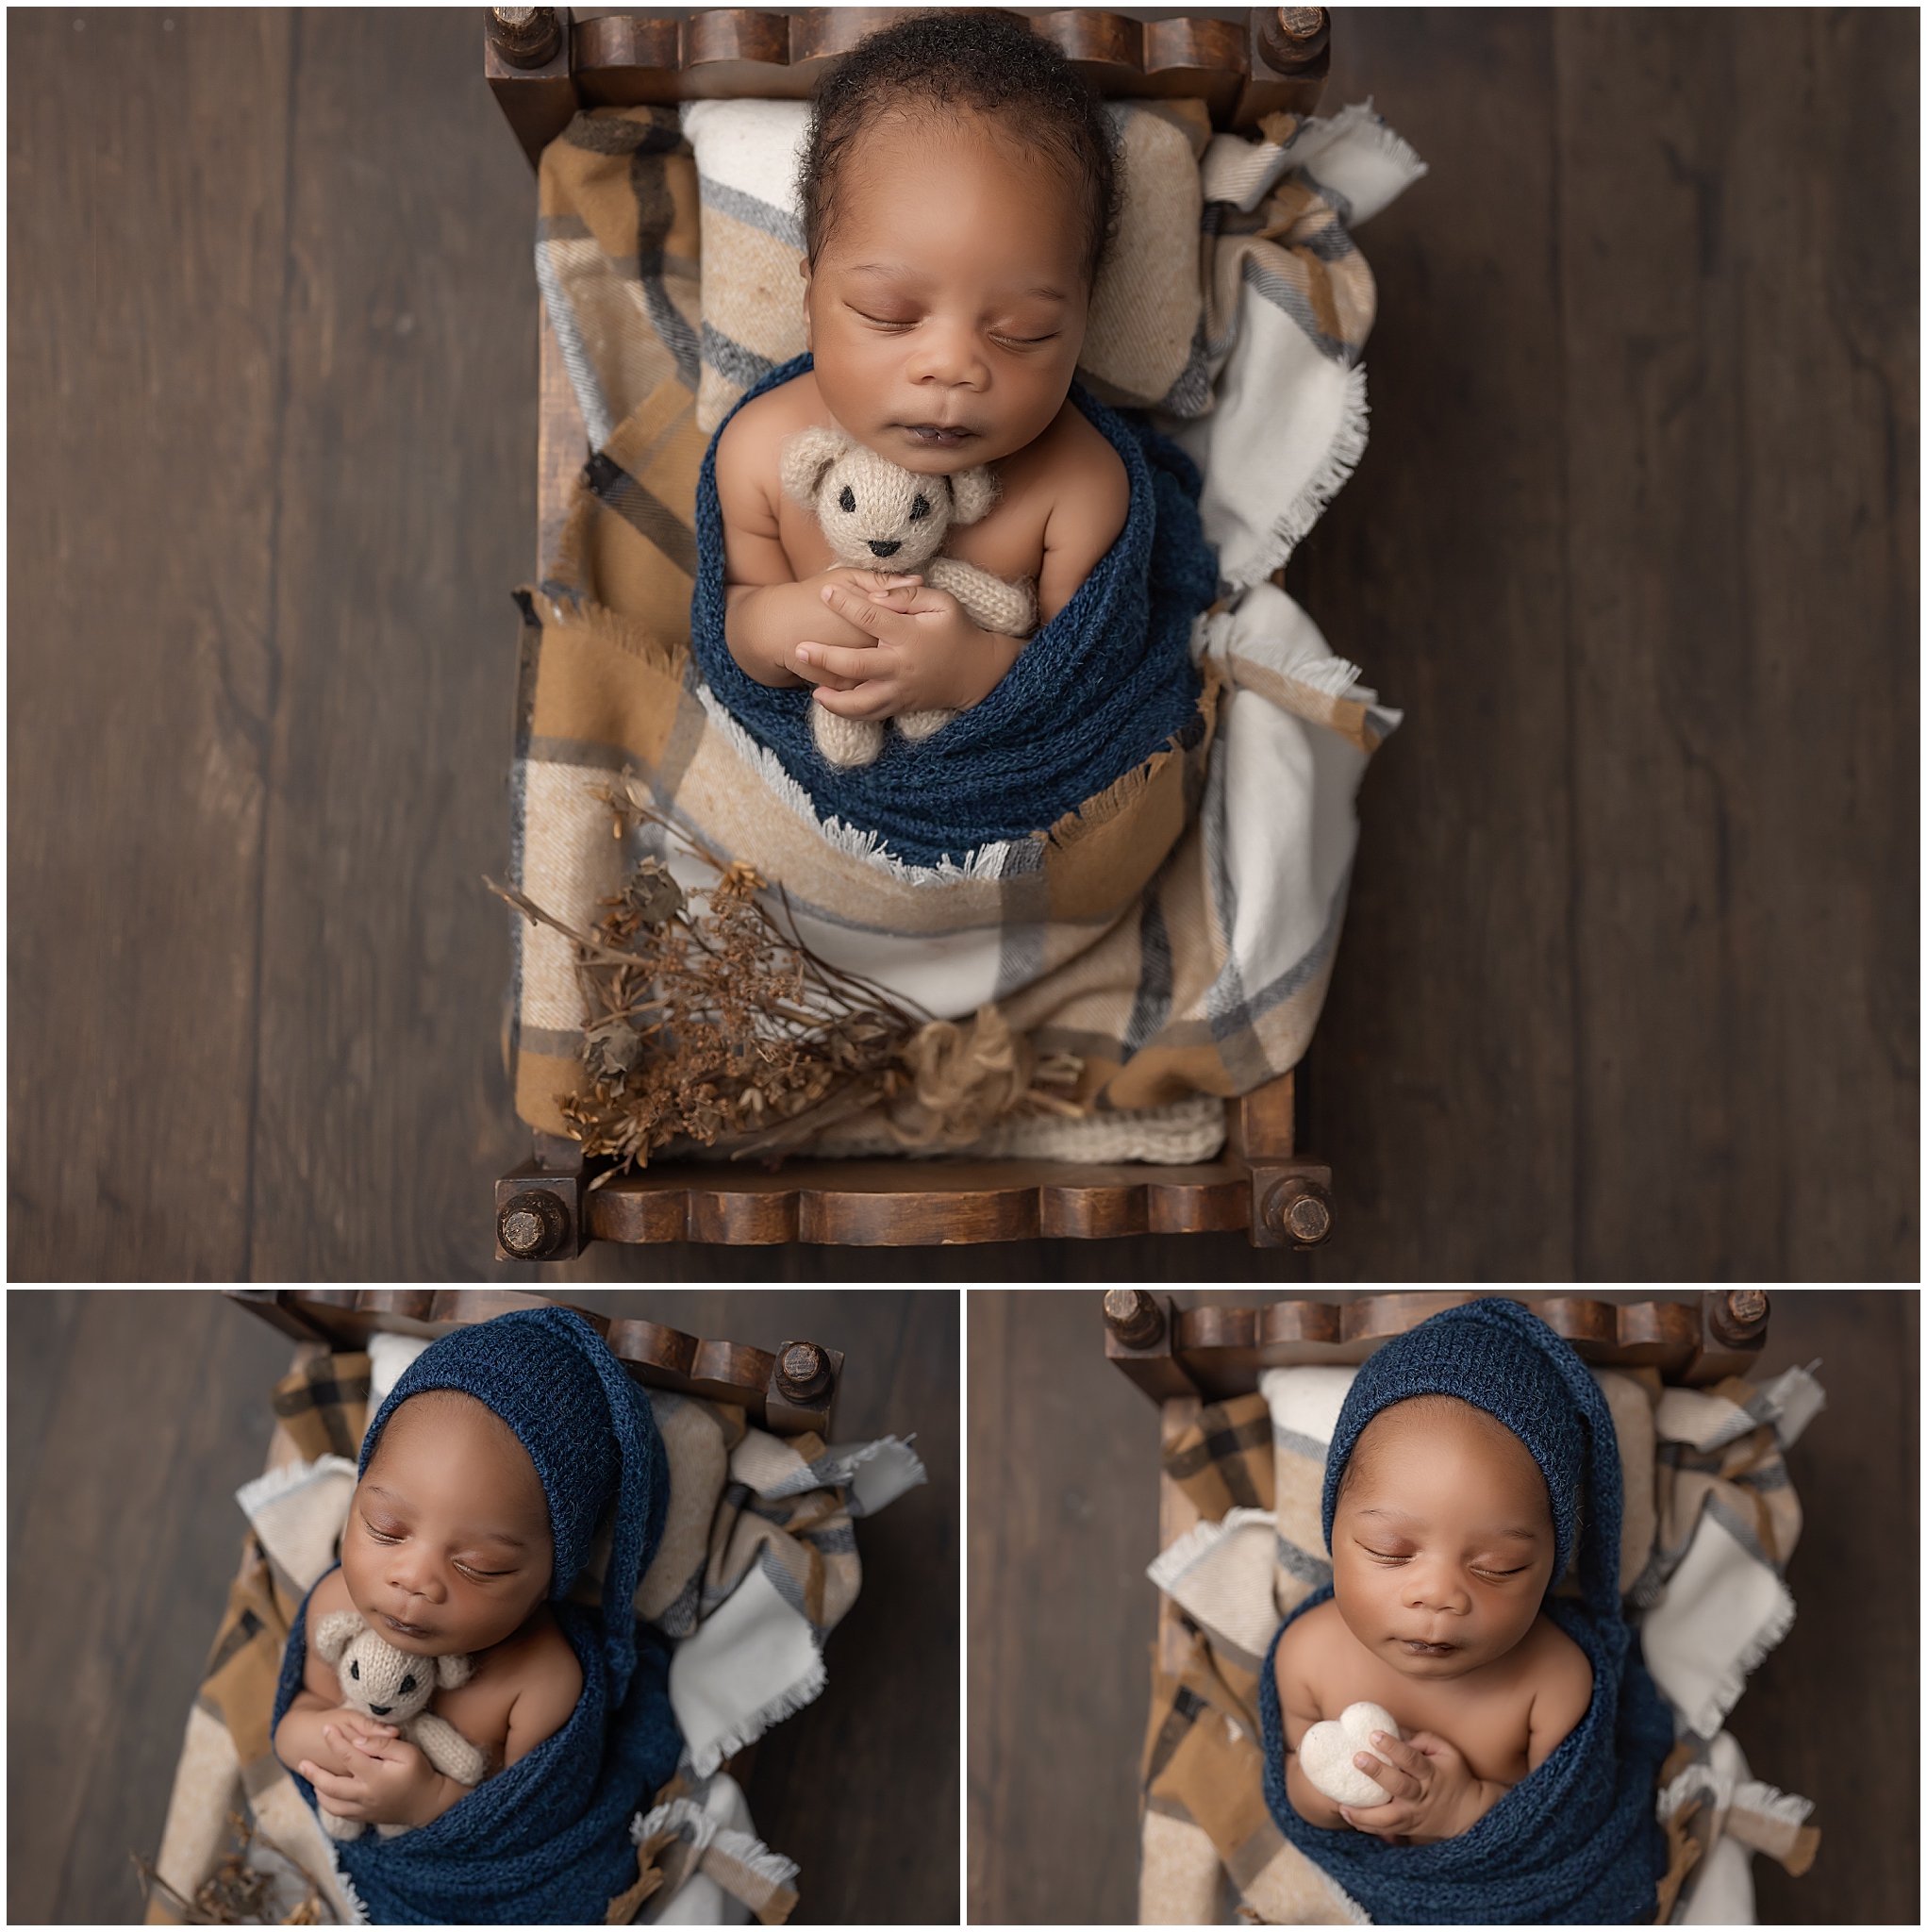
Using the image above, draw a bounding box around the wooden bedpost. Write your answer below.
[486,6,578,171]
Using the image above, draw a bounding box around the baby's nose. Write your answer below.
[867,539,902,558]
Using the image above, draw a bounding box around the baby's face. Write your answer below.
[340,1391,553,1658]
[1329,1396,1555,1681]
[803,109,1089,475]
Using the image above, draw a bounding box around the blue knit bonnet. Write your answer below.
[357,1306,670,1705]
[1320,1297,1622,1621]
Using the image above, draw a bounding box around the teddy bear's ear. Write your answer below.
[780,425,851,506]
[314,1611,364,1668]
[436,1652,474,1690]
[946,465,1001,526]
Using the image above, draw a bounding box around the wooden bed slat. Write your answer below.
[584,1155,1258,1246]
[487,7,1331,157]
[1104,1291,1774,1401]
[225,1290,843,1433]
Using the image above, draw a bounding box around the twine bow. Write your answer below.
[886,1004,1084,1147]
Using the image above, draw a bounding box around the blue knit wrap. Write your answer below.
[271,1308,683,1924]
[1258,1299,1672,1924]
[689,355,1216,868]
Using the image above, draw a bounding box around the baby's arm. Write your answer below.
[715,412,916,688]
[1272,1622,1351,1831]
[502,1631,585,1767]
[1034,425,1129,624]
[274,1579,394,1782]
[1525,1629,1593,1770]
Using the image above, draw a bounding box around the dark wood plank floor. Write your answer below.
[966,1289,1919,1924]
[8,9,1916,1281]
[7,1288,958,1926]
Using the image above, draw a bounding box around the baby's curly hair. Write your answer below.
[799,12,1121,286]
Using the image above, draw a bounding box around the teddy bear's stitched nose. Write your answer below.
[368,1703,391,1715]
[867,539,902,558]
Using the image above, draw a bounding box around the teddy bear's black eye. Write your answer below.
[350,1660,359,1680]
[839,486,856,513]
[400,1674,417,1694]
[909,495,930,522]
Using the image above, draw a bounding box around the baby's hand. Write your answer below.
[1338,1729,1506,1845]
[824,565,922,600]
[300,1724,456,1831]
[799,579,1020,717]
[791,569,922,688]
[301,1707,397,1777]
[331,1708,400,1748]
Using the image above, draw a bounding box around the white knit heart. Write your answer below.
[1299,1701,1403,1807]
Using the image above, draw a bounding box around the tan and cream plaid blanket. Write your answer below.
[1139,1363,1823,1924]
[149,1342,922,1925]
[511,98,1418,1154]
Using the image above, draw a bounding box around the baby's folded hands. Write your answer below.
[1339,1729,1506,1845]
[299,1716,451,1831]
[297,1706,397,1777]
[800,577,1017,717]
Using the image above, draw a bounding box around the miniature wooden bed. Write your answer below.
[487,7,1342,1261]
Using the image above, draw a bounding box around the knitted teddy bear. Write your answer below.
[311,1609,490,1840]
[780,425,1038,769]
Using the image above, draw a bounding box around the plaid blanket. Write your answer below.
[1138,1360,1822,1924]
[510,101,1414,1147]
[149,1345,922,1924]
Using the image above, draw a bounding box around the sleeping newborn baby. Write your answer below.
[1258,1299,1672,1924]
[269,1307,681,1924]
[714,11,1129,733]
[274,1387,581,1829]
[1272,1392,1593,1844]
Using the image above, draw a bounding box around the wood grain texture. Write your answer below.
[6,1291,298,1924]
[1285,8,1917,1280]
[968,1289,1159,1924]
[1287,10,1581,1279]
[1551,9,1919,1278]
[971,1288,1918,1924]
[585,1156,1251,1246]
[242,8,539,1278]
[7,9,294,1280]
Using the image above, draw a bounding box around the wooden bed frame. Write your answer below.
[1105,1288,1774,1675]
[488,8,1337,1260]
[227,1287,845,1436]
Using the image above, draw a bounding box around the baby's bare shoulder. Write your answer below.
[298,1568,354,1698]
[716,374,821,478]
[1278,1597,1344,1654]
[1524,1611,1591,1681]
[308,1566,354,1615]
[474,1603,577,1688]
[1019,401,1127,504]
[1274,1600,1344,1683]
[1521,1614,1593,1748]
[501,1608,584,1757]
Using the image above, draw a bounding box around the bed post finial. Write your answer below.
[1259,8,1330,70]
[1105,1289,1166,1350]
[489,6,563,70]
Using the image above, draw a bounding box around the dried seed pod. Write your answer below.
[619,857,685,925]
